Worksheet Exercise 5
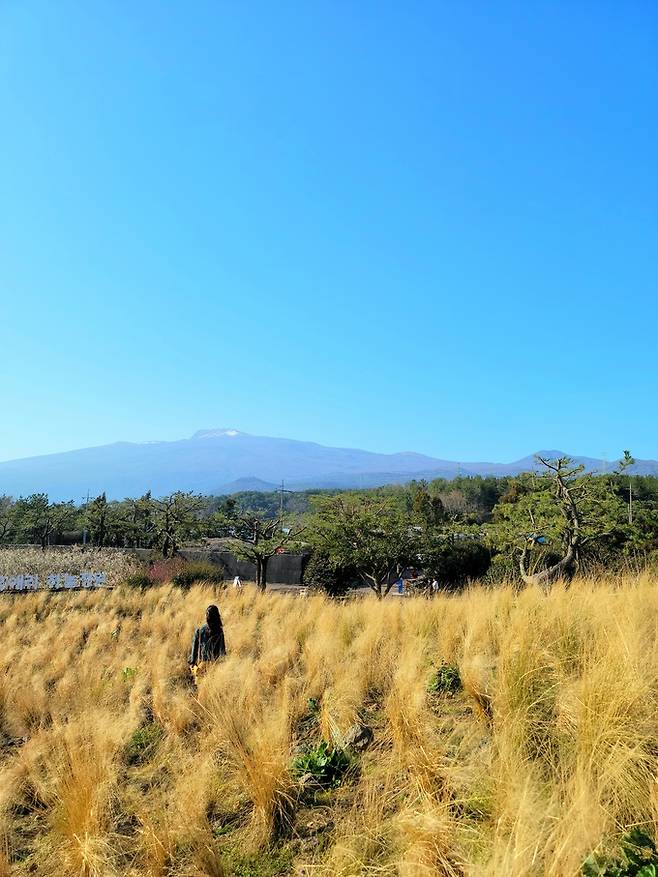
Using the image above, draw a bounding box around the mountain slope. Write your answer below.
[0,428,655,501]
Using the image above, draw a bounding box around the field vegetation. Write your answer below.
[1,576,657,876]
[0,547,139,587]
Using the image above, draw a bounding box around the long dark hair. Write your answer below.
[206,604,223,634]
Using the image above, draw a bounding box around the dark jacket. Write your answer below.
[189,623,226,664]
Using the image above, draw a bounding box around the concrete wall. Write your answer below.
[181,549,307,586]
[130,548,308,586]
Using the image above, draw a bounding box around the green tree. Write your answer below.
[410,480,445,527]
[310,495,415,599]
[121,492,157,548]
[87,493,110,547]
[492,455,627,591]
[0,496,15,544]
[217,496,237,519]
[420,530,491,587]
[13,493,53,548]
[227,512,305,591]
[302,548,351,596]
[49,501,77,543]
[618,449,636,526]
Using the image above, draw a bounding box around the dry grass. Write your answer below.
[0,574,657,875]
[0,547,139,586]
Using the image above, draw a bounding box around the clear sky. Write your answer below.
[1,1,656,464]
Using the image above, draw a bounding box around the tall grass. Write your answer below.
[0,574,656,875]
[0,546,139,586]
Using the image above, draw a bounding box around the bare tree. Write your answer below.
[153,492,204,557]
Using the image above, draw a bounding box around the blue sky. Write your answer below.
[1,1,656,464]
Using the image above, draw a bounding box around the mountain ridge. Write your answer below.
[0,429,655,501]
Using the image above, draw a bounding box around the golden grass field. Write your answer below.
[0,573,657,876]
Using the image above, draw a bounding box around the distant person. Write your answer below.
[233,575,243,591]
[396,576,405,595]
[431,578,440,595]
[188,604,226,684]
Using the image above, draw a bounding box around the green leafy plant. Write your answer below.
[292,741,351,788]
[582,828,658,876]
[121,666,137,683]
[124,722,164,766]
[427,662,462,695]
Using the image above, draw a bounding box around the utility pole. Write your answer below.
[279,480,293,524]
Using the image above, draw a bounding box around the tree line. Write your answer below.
[1,453,657,595]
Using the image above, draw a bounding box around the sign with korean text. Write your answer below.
[0,571,108,592]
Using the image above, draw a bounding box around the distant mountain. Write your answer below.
[217,477,280,494]
[0,428,655,501]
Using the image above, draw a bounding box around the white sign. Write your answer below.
[0,571,107,592]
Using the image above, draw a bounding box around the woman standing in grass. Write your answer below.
[188,604,226,683]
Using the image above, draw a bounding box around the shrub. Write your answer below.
[125,572,152,588]
[292,741,351,788]
[171,562,224,588]
[128,557,225,587]
[582,829,658,876]
[124,722,164,766]
[427,663,462,695]
[147,557,187,584]
[483,551,519,584]
[302,550,351,597]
